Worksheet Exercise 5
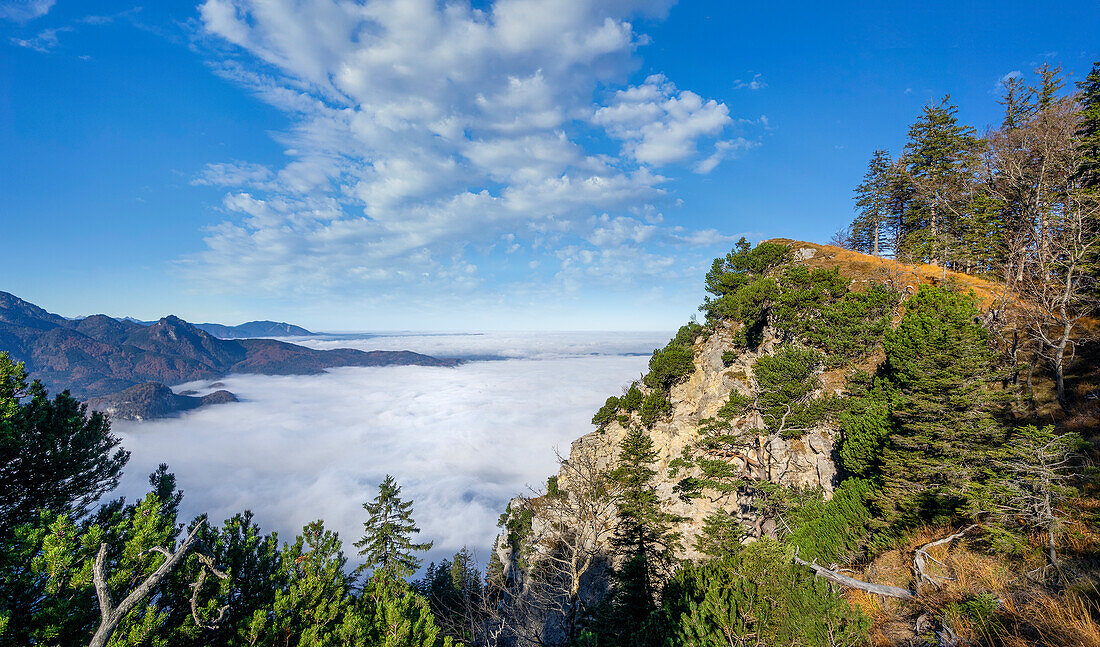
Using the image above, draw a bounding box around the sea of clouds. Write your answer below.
[112,330,669,570]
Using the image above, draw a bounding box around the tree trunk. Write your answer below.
[793,556,915,599]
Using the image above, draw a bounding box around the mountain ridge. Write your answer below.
[0,291,458,419]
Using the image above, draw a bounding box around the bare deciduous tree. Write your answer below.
[494,444,619,646]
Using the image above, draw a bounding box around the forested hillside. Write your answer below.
[0,61,1097,647]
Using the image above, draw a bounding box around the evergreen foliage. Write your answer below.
[591,396,620,428]
[0,352,129,530]
[642,322,701,392]
[609,427,681,633]
[850,149,894,255]
[638,391,670,428]
[620,384,643,411]
[835,370,892,478]
[753,345,825,438]
[692,512,745,559]
[1077,61,1100,189]
[354,475,433,581]
[701,238,788,345]
[416,548,483,644]
[783,479,875,565]
[660,540,869,647]
[878,286,1008,524]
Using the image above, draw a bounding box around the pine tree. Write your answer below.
[609,427,681,632]
[851,150,893,256]
[1076,61,1100,190]
[350,574,449,647]
[266,520,352,646]
[878,286,1008,524]
[354,475,433,581]
[0,353,130,530]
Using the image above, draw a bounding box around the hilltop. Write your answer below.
[492,239,1099,646]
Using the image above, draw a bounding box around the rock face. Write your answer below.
[544,321,836,563]
[496,320,839,642]
[85,383,239,421]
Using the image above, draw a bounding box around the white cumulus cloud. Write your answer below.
[186,0,752,300]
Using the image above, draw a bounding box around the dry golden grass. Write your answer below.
[835,521,1100,646]
[765,239,1008,307]
[997,590,1100,647]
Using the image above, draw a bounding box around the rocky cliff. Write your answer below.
[490,240,1005,643]
[549,320,838,565]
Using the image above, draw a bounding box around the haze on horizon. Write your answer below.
[1,0,1097,331]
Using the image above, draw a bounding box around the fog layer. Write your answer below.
[113,331,667,568]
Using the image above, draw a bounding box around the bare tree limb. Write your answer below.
[792,551,915,600]
[913,524,980,591]
[89,519,225,647]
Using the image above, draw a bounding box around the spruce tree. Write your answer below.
[900,96,979,268]
[851,150,893,256]
[609,426,681,632]
[998,73,1031,130]
[1076,61,1100,190]
[354,475,433,581]
[878,286,1008,524]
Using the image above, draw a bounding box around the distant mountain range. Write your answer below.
[194,320,314,338]
[0,291,458,419]
[116,318,315,339]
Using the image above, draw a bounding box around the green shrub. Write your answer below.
[693,512,746,558]
[945,593,1002,637]
[796,285,899,363]
[774,265,849,322]
[643,323,701,391]
[716,390,753,420]
[785,479,875,564]
[661,539,870,647]
[621,384,643,411]
[546,476,563,498]
[835,370,893,478]
[721,350,738,367]
[701,238,790,342]
[753,345,825,438]
[639,391,671,427]
[591,396,620,428]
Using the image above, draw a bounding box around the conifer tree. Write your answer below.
[998,73,1031,130]
[1031,63,1065,110]
[1076,61,1100,190]
[900,96,980,268]
[878,286,1008,523]
[265,521,352,646]
[0,352,129,530]
[609,427,681,631]
[354,475,433,581]
[851,150,893,256]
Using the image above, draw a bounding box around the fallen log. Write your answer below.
[792,554,916,600]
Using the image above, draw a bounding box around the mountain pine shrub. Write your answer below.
[660,539,870,647]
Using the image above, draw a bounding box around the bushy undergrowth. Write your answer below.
[659,539,870,647]
[753,345,826,438]
[784,479,875,564]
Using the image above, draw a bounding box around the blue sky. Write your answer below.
[2,0,1097,331]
